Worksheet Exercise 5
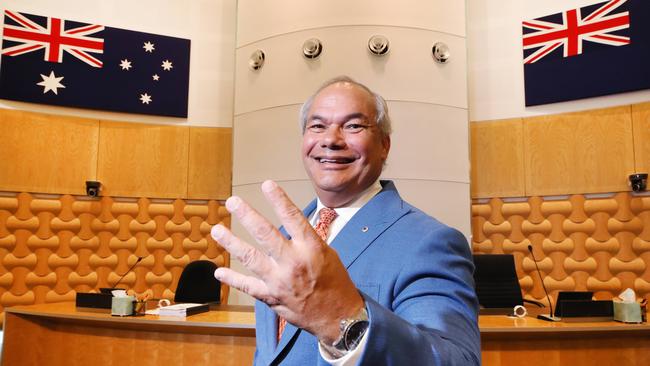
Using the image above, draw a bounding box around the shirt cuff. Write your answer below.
[318,326,369,366]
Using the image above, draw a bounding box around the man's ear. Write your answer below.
[381,135,391,160]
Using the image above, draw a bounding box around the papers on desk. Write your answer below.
[153,303,209,317]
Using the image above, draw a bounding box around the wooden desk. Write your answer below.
[4,303,649,365]
[2,302,256,366]
[480,310,650,366]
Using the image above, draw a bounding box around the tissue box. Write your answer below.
[613,301,643,323]
[111,296,135,316]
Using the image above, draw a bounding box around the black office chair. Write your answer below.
[473,254,544,313]
[174,260,221,304]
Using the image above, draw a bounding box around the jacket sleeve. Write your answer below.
[353,226,481,366]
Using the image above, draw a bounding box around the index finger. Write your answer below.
[260,180,320,246]
[225,195,286,260]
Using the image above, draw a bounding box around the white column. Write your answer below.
[231,0,469,305]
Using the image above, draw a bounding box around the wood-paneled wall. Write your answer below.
[0,108,234,321]
[471,104,645,198]
[0,192,230,317]
[524,106,634,196]
[0,110,99,195]
[471,102,650,304]
[0,108,232,200]
[632,102,650,174]
[470,118,525,198]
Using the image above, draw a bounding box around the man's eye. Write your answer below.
[344,123,366,132]
[308,123,325,131]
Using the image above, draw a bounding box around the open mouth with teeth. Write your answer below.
[316,157,356,164]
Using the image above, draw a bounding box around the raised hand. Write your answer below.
[211,180,364,343]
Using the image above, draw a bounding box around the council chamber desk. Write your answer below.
[3,303,650,366]
[2,302,256,366]
[480,308,650,366]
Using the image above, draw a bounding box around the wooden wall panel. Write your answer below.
[0,192,230,320]
[0,109,98,195]
[524,106,634,196]
[632,102,650,173]
[472,192,650,304]
[470,119,525,198]
[188,127,232,200]
[97,121,189,198]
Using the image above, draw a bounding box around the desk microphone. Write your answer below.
[100,256,144,294]
[527,245,560,322]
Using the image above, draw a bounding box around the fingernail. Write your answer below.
[226,196,241,211]
[214,268,224,280]
[211,224,225,240]
[261,180,278,193]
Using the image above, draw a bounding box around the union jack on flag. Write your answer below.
[522,0,630,64]
[2,10,104,67]
[522,0,650,106]
[0,10,190,117]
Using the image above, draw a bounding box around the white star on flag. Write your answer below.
[161,60,173,71]
[143,41,155,53]
[139,93,152,104]
[119,59,132,70]
[152,74,160,81]
[37,71,65,95]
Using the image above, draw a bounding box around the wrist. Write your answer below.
[318,303,369,359]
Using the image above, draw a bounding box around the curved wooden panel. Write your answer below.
[524,106,634,196]
[0,109,99,195]
[632,102,650,173]
[470,119,525,198]
[0,192,230,320]
[188,127,232,200]
[472,192,650,302]
[97,121,189,198]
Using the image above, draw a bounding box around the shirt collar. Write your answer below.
[311,180,383,224]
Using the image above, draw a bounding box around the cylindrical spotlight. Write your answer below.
[302,38,323,59]
[249,49,265,70]
[368,35,390,56]
[432,42,450,64]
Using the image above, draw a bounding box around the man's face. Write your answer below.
[302,82,390,207]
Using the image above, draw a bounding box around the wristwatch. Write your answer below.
[319,305,369,359]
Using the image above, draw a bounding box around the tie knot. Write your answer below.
[318,208,338,226]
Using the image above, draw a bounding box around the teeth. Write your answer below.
[318,157,354,164]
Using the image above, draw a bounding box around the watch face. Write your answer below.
[344,320,369,350]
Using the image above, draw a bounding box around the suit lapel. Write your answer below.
[331,181,409,268]
[269,182,408,363]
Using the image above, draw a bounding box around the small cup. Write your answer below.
[133,301,146,316]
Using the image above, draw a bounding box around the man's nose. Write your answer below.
[320,126,345,148]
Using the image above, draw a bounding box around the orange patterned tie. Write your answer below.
[277,207,338,342]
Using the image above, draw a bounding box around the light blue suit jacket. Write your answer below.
[253,181,480,365]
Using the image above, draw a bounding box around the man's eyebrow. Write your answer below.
[308,112,369,123]
[342,112,369,122]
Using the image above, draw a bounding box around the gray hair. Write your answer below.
[299,76,392,137]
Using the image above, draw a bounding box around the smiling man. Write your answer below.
[211,76,480,365]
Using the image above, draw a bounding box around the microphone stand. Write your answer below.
[527,245,560,322]
[100,257,143,294]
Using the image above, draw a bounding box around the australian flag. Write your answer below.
[0,10,190,117]
[522,0,650,106]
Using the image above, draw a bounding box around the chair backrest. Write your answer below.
[174,260,221,304]
[473,254,524,309]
